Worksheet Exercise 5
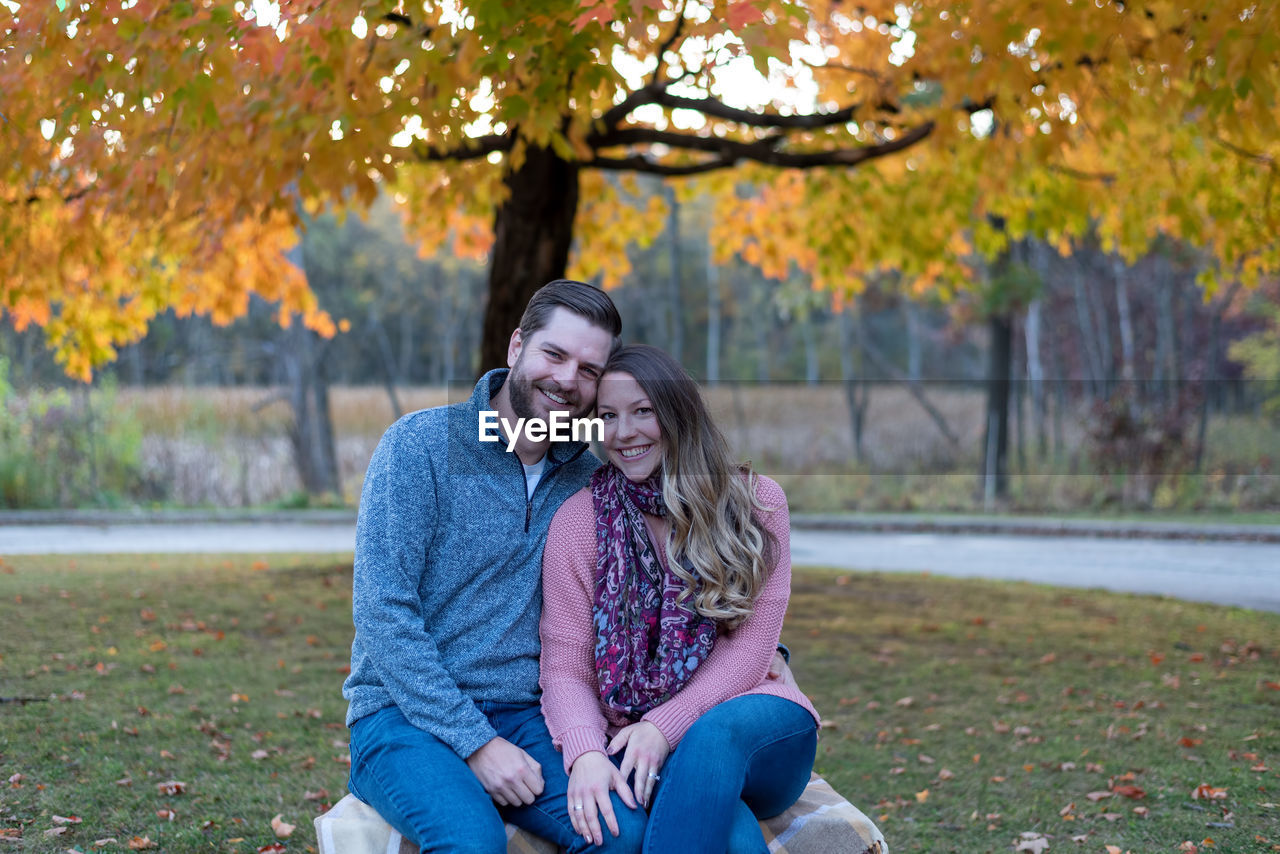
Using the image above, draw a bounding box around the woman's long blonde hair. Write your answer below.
[601,345,777,630]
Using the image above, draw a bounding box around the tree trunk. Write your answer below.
[665,185,684,365]
[283,239,341,498]
[1072,266,1105,401]
[1154,258,1178,404]
[838,300,870,462]
[1025,297,1048,460]
[982,312,1013,503]
[1113,257,1137,390]
[903,300,923,382]
[284,321,341,497]
[478,146,581,373]
[706,247,721,383]
[802,312,819,385]
[1085,260,1113,399]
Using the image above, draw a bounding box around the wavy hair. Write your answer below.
[601,345,777,630]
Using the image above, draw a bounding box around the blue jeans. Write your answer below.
[348,702,646,854]
[643,695,817,854]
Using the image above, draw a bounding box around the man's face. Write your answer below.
[506,307,612,423]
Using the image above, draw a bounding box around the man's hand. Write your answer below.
[766,650,798,687]
[466,736,544,807]
[608,721,670,807]
[566,751,636,846]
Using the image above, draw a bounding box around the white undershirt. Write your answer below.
[523,455,547,499]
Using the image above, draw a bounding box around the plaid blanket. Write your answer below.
[315,775,886,854]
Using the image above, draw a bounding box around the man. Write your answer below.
[343,280,645,854]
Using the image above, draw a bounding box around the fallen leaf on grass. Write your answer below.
[251,749,271,761]
[1133,806,1149,817]
[127,836,157,850]
[1192,783,1228,800]
[1178,844,1198,853]
[51,816,81,825]
[1014,831,1050,852]
[156,809,176,822]
[938,769,955,781]
[1100,813,1122,822]
[1086,791,1113,802]
[303,788,329,801]
[1112,785,1145,800]
[93,838,119,848]
[115,777,132,787]
[155,780,186,796]
[270,814,295,839]
[43,827,68,838]
[257,845,287,853]
[915,789,929,803]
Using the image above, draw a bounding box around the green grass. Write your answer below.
[2,555,1278,853]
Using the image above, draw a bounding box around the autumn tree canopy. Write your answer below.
[3,0,1276,379]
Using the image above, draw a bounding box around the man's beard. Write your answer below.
[507,360,587,421]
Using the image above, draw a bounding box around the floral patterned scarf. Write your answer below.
[590,463,716,719]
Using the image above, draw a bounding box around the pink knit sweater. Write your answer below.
[539,474,820,773]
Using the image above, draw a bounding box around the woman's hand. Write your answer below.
[567,750,636,846]
[608,721,671,807]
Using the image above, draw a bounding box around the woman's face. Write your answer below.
[597,371,664,483]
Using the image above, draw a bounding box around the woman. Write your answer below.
[539,344,819,853]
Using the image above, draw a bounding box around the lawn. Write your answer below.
[1,554,1278,853]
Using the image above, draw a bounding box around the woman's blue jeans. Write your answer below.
[348,702,645,854]
[643,694,818,854]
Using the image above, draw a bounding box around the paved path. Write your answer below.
[3,516,1278,613]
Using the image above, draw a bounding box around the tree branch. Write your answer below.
[647,0,688,89]
[411,134,512,163]
[591,126,786,155]
[647,90,880,129]
[1046,164,1115,182]
[588,154,738,177]
[24,185,94,206]
[1211,135,1275,164]
[588,121,935,175]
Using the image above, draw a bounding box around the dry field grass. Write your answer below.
[97,384,1280,511]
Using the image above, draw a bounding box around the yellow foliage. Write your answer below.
[2,0,1277,378]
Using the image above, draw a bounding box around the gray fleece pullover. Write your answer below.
[342,369,601,758]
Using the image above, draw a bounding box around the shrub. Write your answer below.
[0,358,153,508]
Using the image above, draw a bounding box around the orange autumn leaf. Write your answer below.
[270,814,296,839]
[1191,783,1228,800]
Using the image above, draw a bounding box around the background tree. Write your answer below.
[5,0,1276,380]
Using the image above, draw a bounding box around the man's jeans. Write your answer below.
[643,695,818,854]
[348,702,645,854]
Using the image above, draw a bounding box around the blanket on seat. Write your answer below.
[314,774,886,854]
